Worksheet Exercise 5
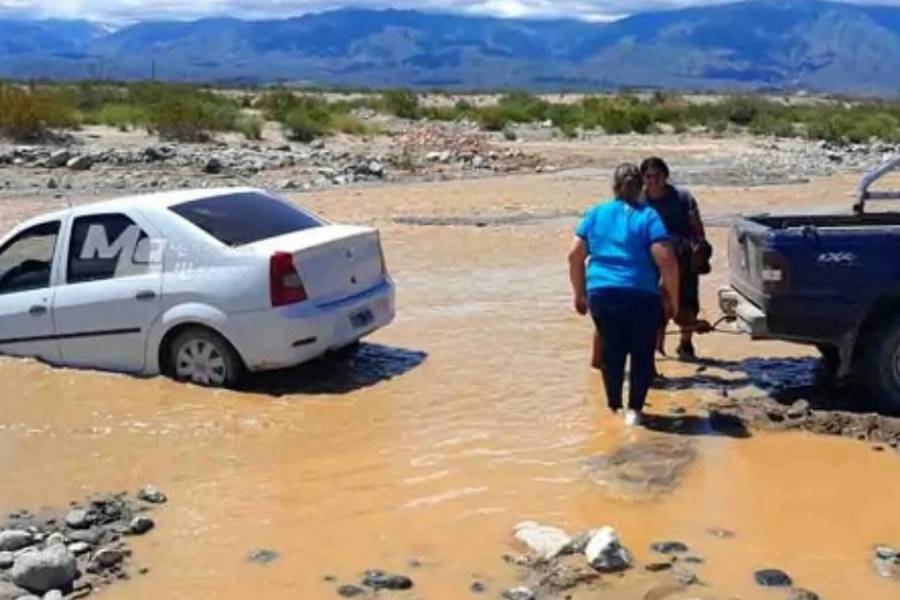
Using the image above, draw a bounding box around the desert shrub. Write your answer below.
[282,106,330,142]
[88,103,147,130]
[236,114,264,140]
[147,94,239,142]
[382,89,420,119]
[748,113,795,138]
[330,113,379,136]
[477,107,510,131]
[0,84,77,141]
[496,92,549,123]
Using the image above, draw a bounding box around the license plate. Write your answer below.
[350,308,374,329]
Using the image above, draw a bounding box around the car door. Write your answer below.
[0,219,63,363]
[52,211,163,373]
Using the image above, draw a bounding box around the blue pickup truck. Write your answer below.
[719,156,900,410]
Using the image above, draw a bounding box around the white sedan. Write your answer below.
[0,187,395,387]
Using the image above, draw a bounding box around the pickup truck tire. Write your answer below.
[863,315,900,412]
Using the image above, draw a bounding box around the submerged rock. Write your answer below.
[513,521,572,559]
[584,527,632,573]
[585,438,695,498]
[336,584,366,597]
[650,541,689,555]
[11,545,77,593]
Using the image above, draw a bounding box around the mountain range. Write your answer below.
[2,0,900,95]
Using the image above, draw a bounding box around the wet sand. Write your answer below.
[2,164,899,599]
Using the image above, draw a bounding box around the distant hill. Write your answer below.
[2,0,900,95]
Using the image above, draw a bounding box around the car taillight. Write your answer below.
[270,251,308,307]
[761,250,790,294]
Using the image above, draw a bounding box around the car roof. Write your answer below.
[11,187,266,232]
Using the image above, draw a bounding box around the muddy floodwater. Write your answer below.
[2,166,900,599]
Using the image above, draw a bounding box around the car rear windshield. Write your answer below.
[170,192,323,246]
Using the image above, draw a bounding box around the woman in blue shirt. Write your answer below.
[568,163,680,426]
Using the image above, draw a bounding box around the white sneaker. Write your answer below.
[624,409,642,427]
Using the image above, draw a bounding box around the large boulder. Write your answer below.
[0,530,34,552]
[11,545,78,593]
[47,150,70,168]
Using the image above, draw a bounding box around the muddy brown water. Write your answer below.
[2,170,899,599]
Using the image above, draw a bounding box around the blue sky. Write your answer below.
[2,0,900,23]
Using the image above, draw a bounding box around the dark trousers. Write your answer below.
[589,288,662,411]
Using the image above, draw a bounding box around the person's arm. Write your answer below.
[651,241,680,321]
[684,190,706,240]
[568,236,589,315]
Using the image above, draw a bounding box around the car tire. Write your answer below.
[816,343,840,382]
[167,327,245,388]
[863,314,900,413]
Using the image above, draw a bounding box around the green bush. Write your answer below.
[236,114,264,140]
[147,94,239,142]
[0,85,77,141]
[477,107,510,132]
[282,106,329,142]
[382,89,420,119]
[88,103,147,129]
[749,113,795,138]
[330,113,379,136]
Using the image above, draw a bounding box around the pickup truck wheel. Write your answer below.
[815,344,840,381]
[864,317,900,412]
[168,327,244,388]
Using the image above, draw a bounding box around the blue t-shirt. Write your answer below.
[576,198,670,294]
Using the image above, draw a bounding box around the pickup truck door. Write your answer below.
[52,210,163,373]
[0,219,63,363]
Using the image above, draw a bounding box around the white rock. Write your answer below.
[513,521,571,560]
[584,526,632,573]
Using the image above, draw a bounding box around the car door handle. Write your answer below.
[135,290,157,301]
[28,304,47,316]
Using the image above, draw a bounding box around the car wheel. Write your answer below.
[863,315,900,413]
[168,327,244,388]
[815,343,840,381]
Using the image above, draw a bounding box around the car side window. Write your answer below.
[0,221,60,295]
[68,214,151,284]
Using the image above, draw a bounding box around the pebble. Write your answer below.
[93,548,124,568]
[754,568,793,587]
[336,584,366,597]
[513,521,572,559]
[502,587,536,600]
[651,541,689,555]
[470,581,487,593]
[0,551,13,569]
[44,534,65,547]
[672,565,699,585]
[645,562,673,572]
[361,571,413,590]
[42,591,64,600]
[137,485,167,504]
[247,548,280,564]
[128,517,154,535]
[584,527,632,573]
[68,542,91,556]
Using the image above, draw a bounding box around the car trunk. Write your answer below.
[247,224,385,305]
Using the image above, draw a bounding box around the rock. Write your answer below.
[128,517,154,535]
[502,587,535,600]
[472,156,486,169]
[47,150,70,168]
[789,589,820,600]
[47,177,59,190]
[707,527,735,539]
[67,543,90,556]
[42,590,63,600]
[64,510,92,530]
[247,549,279,564]
[202,157,224,174]
[584,527,632,573]
[787,400,810,419]
[0,551,13,568]
[361,572,413,590]
[92,548,124,568]
[11,545,77,594]
[754,568,792,587]
[0,531,33,552]
[874,545,899,577]
[67,529,102,545]
[336,585,365,597]
[651,541,689,555]
[672,566,699,585]
[310,139,325,150]
[645,562,672,572]
[470,581,487,593]
[66,156,92,171]
[137,485,167,505]
[0,581,28,600]
[559,531,594,555]
[513,521,572,559]
[44,534,64,547]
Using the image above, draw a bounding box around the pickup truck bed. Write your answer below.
[719,156,900,410]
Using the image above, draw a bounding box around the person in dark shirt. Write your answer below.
[640,156,707,361]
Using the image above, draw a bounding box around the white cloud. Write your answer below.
[2,0,900,24]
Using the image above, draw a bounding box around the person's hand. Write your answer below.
[574,293,588,316]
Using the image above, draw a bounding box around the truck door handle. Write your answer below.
[135,290,157,301]
[28,304,47,316]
